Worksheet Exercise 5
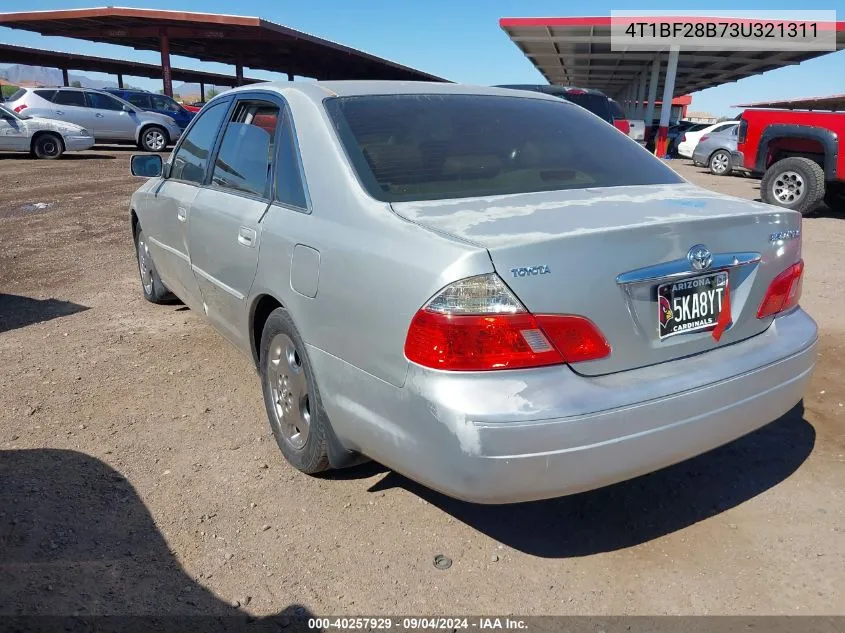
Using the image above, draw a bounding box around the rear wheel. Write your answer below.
[708,150,732,176]
[260,308,330,474]
[135,227,174,303]
[139,126,168,152]
[760,156,825,216]
[32,133,64,160]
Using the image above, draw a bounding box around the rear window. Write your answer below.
[326,94,682,203]
[562,92,613,122]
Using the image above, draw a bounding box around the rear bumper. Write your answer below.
[677,142,694,158]
[312,309,817,504]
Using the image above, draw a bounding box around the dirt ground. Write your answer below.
[0,148,843,617]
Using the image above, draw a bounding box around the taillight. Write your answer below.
[680,133,687,142]
[613,119,631,135]
[566,89,587,95]
[757,260,804,319]
[13,104,27,113]
[699,135,709,143]
[404,274,610,371]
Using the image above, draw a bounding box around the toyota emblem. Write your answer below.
[687,244,712,271]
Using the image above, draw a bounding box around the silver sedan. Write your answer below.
[692,125,739,176]
[0,103,94,158]
[128,82,816,503]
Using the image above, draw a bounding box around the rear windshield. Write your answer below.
[562,92,613,122]
[325,94,682,202]
[6,88,26,102]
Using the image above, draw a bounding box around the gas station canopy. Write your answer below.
[499,17,845,100]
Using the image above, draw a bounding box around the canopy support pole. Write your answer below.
[656,46,679,157]
[160,31,173,97]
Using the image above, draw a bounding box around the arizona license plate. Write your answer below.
[658,272,728,339]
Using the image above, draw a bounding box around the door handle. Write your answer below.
[55,110,64,115]
[95,113,105,118]
[177,207,187,222]
[237,227,256,247]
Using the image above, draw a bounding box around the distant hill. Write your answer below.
[0,64,122,89]
[173,82,232,102]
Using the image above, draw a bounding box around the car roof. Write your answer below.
[219,80,573,106]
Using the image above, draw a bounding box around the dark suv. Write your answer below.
[106,89,194,131]
[496,84,622,127]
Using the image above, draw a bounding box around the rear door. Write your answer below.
[50,90,94,131]
[188,94,282,346]
[144,98,230,307]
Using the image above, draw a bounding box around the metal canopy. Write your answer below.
[0,43,260,86]
[0,7,445,82]
[734,94,845,111]
[499,17,845,99]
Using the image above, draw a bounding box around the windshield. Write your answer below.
[326,94,683,203]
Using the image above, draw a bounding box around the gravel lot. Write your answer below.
[1,149,843,617]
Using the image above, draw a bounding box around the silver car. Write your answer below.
[0,103,93,158]
[692,126,739,176]
[5,87,182,152]
[128,82,817,504]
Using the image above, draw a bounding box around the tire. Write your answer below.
[32,133,64,160]
[259,307,330,474]
[138,125,169,152]
[708,149,732,176]
[134,227,174,304]
[760,156,825,216]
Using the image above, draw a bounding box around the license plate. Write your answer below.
[658,272,728,339]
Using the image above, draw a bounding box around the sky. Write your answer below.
[1,0,843,115]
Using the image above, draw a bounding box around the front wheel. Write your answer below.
[32,133,64,160]
[135,228,175,303]
[760,156,825,216]
[139,126,168,152]
[260,308,330,474]
[708,150,732,176]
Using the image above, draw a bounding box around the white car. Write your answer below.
[0,103,94,158]
[5,87,182,152]
[628,119,646,144]
[677,121,737,158]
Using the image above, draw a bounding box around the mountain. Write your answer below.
[0,64,121,89]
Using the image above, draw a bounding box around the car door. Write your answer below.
[143,98,231,309]
[50,90,94,131]
[0,108,29,151]
[84,91,133,139]
[187,94,282,347]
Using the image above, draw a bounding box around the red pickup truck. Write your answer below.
[735,108,845,215]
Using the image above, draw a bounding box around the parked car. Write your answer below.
[183,101,205,113]
[736,108,845,214]
[496,84,621,128]
[607,98,631,135]
[5,87,183,152]
[692,125,739,176]
[106,88,195,131]
[128,82,816,504]
[0,102,94,158]
[677,121,738,159]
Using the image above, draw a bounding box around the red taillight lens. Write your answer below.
[404,311,564,371]
[13,104,27,113]
[404,273,611,371]
[534,315,611,364]
[700,135,709,143]
[757,260,804,319]
[566,89,587,95]
[680,133,687,142]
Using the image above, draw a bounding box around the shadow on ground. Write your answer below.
[367,403,814,558]
[0,294,89,334]
[0,449,322,631]
[0,153,115,161]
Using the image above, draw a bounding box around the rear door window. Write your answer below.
[210,100,280,197]
[326,94,682,203]
[53,91,87,107]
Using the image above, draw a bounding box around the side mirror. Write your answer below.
[130,154,163,178]
[122,105,132,113]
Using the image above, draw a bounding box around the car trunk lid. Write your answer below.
[391,183,802,376]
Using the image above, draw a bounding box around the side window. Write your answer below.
[86,92,126,111]
[170,101,228,185]
[34,89,57,102]
[274,111,308,208]
[151,95,181,113]
[52,91,87,107]
[127,94,151,109]
[211,100,280,197]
